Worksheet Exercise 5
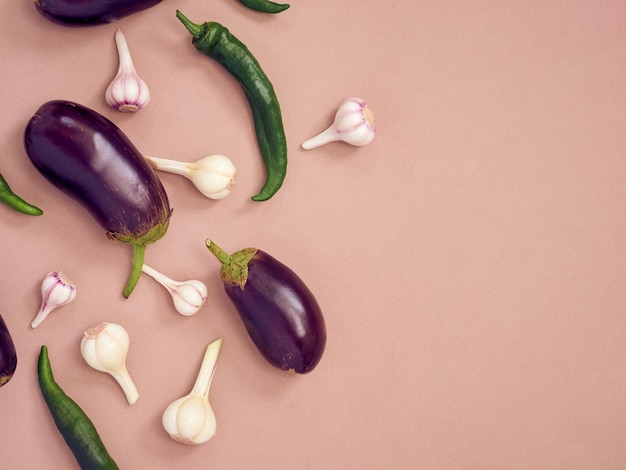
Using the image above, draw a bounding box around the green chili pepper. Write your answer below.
[177,10,288,202]
[38,345,120,470]
[238,0,290,14]
[0,172,42,215]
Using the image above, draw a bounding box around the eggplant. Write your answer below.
[206,240,326,374]
[34,0,163,26]
[24,100,171,298]
[0,313,17,387]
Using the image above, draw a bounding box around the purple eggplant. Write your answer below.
[34,0,163,26]
[206,240,326,374]
[0,313,17,387]
[24,100,171,298]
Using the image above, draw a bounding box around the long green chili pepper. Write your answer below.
[238,0,290,14]
[38,345,119,470]
[0,172,42,215]
[177,10,288,202]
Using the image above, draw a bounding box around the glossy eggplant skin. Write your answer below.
[34,0,163,26]
[24,100,171,297]
[207,242,326,374]
[0,313,17,387]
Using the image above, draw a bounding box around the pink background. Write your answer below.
[1,1,626,468]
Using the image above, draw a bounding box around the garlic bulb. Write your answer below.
[80,322,139,405]
[31,271,76,328]
[145,154,236,200]
[302,97,375,149]
[141,264,208,316]
[105,29,151,112]
[162,338,223,445]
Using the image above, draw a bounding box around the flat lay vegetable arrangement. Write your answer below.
[3,2,376,468]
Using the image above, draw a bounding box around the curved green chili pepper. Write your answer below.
[177,10,287,202]
[0,172,42,215]
[238,0,290,14]
[38,345,120,470]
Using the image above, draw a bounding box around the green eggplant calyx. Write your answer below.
[205,240,257,290]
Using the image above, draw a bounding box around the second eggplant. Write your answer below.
[206,240,326,374]
[24,100,171,298]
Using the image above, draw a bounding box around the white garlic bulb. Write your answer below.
[145,154,236,200]
[31,271,77,328]
[162,338,223,445]
[141,264,208,316]
[302,97,376,149]
[80,322,139,405]
[105,29,151,112]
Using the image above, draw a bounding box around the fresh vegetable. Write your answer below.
[145,154,236,200]
[38,345,120,469]
[34,0,163,26]
[142,264,208,316]
[176,11,288,202]
[238,0,290,14]
[0,313,17,387]
[0,171,42,216]
[106,29,151,113]
[24,100,171,298]
[205,240,326,373]
[80,322,138,405]
[302,97,376,150]
[162,338,222,445]
[31,271,77,329]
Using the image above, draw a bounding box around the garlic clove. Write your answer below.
[145,154,236,200]
[141,264,208,316]
[162,338,222,445]
[80,322,139,405]
[31,271,77,328]
[301,97,376,150]
[105,29,151,112]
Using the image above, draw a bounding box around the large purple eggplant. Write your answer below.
[206,240,326,374]
[0,313,17,387]
[24,100,171,298]
[34,0,162,26]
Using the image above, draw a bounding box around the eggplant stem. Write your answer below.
[205,240,231,264]
[123,244,146,298]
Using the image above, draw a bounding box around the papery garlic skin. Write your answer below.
[105,29,151,112]
[145,154,236,200]
[301,97,375,149]
[80,322,139,405]
[31,271,77,328]
[141,264,208,316]
[162,338,222,445]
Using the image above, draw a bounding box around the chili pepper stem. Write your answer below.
[176,10,203,37]
[123,244,146,298]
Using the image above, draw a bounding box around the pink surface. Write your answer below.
[1,1,626,469]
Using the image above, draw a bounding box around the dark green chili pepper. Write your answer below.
[177,10,288,202]
[0,172,42,215]
[38,345,120,470]
[238,0,290,14]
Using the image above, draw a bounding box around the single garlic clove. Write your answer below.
[80,322,139,405]
[141,264,208,316]
[145,154,236,200]
[301,97,376,150]
[162,338,222,445]
[105,29,151,112]
[31,271,77,328]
